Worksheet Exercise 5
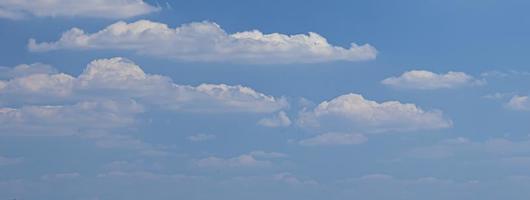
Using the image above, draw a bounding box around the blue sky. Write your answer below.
[1,0,530,199]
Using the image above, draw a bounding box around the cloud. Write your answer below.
[0,94,169,156]
[0,57,287,113]
[0,63,57,79]
[28,20,377,64]
[482,92,514,100]
[0,99,143,136]
[0,58,285,155]
[506,95,530,111]
[258,111,292,127]
[481,70,530,78]
[248,151,288,158]
[196,155,270,168]
[298,93,452,133]
[195,151,286,168]
[382,70,484,90]
[187,133,216,142]
[0,0,158,19]
[272,172,318,185]
[299,132,367,146]
[228,173,318,186]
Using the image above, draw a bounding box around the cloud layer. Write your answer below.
[0,56,288,156]
[382,70,484,90]
[0,0,158,19]
[0,57,287,113]
[298,93,452,132]
[28,20,377,64]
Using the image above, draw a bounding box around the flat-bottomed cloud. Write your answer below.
[382,70,484,90]
[28,20,377,64]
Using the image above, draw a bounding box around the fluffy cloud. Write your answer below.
[299,132,367,146]
[506,95,530,111]
[0,63,57,79]
[28,20,377,64]
[0,0,158,19]
[0,58,286,155]
[258,111,292,127]
[382,70,484,90]
[0,57,287,112]
[298,93,452,132]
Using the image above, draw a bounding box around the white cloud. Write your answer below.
[481,70,530,78]
[0,57,287,113]
[0,99,170,156]
[0,99,143,136]
[298,93,452,133]
[482,92,514,100]
[0,58,286,156]
[248,151,287,158]
[506,95,530,111]
[258,111,291,127]
[0,0,158,19]
[187,133,216,142]
[382,70,484,90]
[299,132,367,146]
[0,63,57,79]
[272,172,318,185]
[0,72,75,101]
[28,20,377,64]
[195,151,286,168]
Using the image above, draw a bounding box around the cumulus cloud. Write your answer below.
[187,133,216,142]
[299,132,367,146]
[298,93,452,133]
[0,57,287,112]
[506,95,530,111]
[28,20,377,64]
[0,99,143,136]
[0,0,159,19]
[381,70,484,90]
[258,111,292,127]
[0,63,57,79]
[0,58,286,155]
[195,151,286,168]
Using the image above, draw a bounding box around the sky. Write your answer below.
[1,0,530,199]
